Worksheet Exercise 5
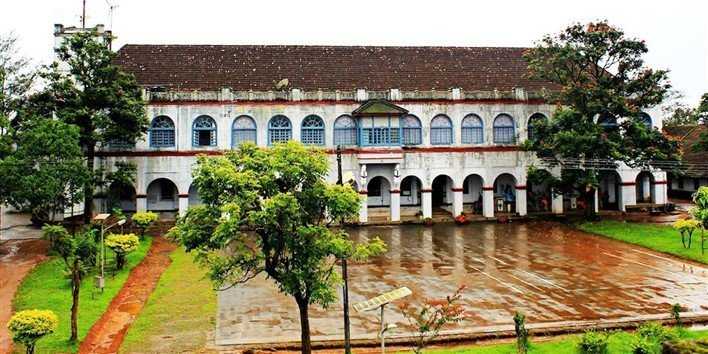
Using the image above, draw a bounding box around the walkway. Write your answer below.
[0,239,48,353]
[78,236,176,354]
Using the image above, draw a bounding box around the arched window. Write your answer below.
[300,115,325,145]
[527,113,547,141]
[268,115,292,145]
[598,112,618,129]
[493,114,515,144]
[232,115,257,147]
[430,115,453,145]
[149,116,175,148]
[638,112,652,129]
[334,115,357,146]
[400,115,422,145]
[461,114,484,144]
[192,115,217,147]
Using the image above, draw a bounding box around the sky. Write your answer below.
[1,0,706,104]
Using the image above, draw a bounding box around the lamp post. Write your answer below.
[93,214,126,292]
[336,145,352,354]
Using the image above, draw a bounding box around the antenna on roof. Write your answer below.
[105,0,118,30]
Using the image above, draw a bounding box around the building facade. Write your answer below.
[92,43,667,222]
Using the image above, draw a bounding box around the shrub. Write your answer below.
[41,224,69,253]
[131,211,158,238]
[514,312,530,354]
[7,309,58,354]
[578,330,609,354]
[632,335,657,354]
[672,219,700,248]
[637,322,678,343]
[105,233,140,270]
[662,338,708,354]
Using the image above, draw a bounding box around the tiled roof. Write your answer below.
[664,125,708,177]
[114,45,557,92]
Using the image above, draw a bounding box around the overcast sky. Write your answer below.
[2,0,706,104]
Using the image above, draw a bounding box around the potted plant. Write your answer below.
[423,217,434,226]
[455,212,469,225]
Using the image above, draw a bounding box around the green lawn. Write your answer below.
[425,329,708,353]
[12,237,152,354]
[578,220,708,265]
[120,247,217,353]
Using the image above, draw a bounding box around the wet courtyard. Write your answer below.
[216,222,708,345]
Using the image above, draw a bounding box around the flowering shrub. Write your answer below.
[105,233,140,269]
[672,218,701,248]
[131,211,158,238]
[7,309,58,354]
[455,213,469,225]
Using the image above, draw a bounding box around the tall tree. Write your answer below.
[524,22,679,213]
[0,119,89,223]
[28,31,147,222]
[170,142,386,354]
[663,92,708,127]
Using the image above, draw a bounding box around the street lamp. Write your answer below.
[336,145,353,354]
[93,213,126,292]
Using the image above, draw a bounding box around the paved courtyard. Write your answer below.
[217,222,708,345]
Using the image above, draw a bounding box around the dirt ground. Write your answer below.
[78,236,176,354]
[0,239,48,353]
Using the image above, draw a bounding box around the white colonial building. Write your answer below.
[87,42,667,223]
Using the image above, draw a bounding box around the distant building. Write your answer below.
[664,125,708,199]
[52,25,670,222]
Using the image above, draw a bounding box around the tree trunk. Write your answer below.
[26,343,35,354]
[295,297,312,354]
[583,188,596,218]
[70,263,80,342]
[83,143,96,224]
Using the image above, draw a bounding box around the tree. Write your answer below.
[169,142,386,354]
[48,226,97,342]
[663,93,707,127]
[7,309,58,354]
[26,31,147,222]
[524,22,679,215]
[105,233,139,269]
[0,119,89,223]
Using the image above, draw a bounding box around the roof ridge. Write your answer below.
[118,44,531,50]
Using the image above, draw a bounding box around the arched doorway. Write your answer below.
[526,170,552,213]
[367,176,391,207]
[493,173,517,215]
[146,178,178,211]
[636,171,655,203]
[107,182,136,212]
[188,184,202,207]
[431,175,453,209]
[599,171,622,210]
[400,176,422,219]
[463,174,484,214]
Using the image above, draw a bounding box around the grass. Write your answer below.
[120,246,217,353]
[578,220,708,265]
[12,237,152,354]
[424,329,708,353]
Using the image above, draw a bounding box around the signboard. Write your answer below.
[353,287,412,312]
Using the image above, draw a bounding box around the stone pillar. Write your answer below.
[136,195,147,212]
[552,193,564,214]
[421,189,432,219]
[452,188,464,217]
[390,190,401,222]
[654,181,667,205]
[516,186,527,216]
[359,191,368,223]
[620,182,636,211]
[483,187,494,218]
[178,194,189,216]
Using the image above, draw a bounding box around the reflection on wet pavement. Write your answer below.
[217,222,708,345]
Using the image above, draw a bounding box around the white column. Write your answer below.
[593,189,599,213]
[516,187,527,216]
[654,181,668,204]
[620,182,636,211]
[552,193,564,214]
[178,195,189,216]
[422,190,432,219]
[136,196,147,212]
[483,188,494,218]
[390,190,401,222]
[359,192,368,223]
[452,188,464,217]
